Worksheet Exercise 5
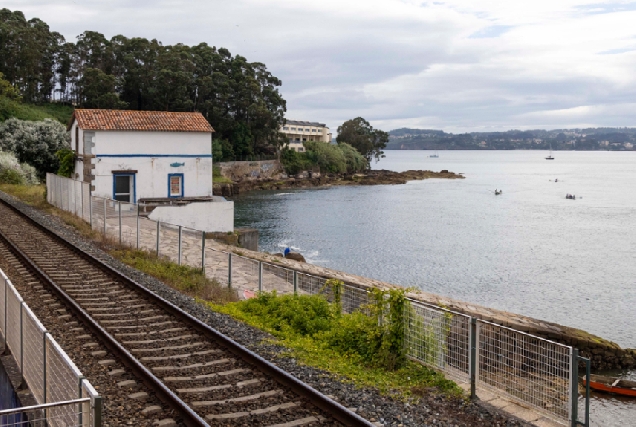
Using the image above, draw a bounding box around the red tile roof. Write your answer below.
[69,109,214,133]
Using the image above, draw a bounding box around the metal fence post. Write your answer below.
[78,376,85,426]
[258,261,263,292]
[156,222,161,256]
[103,199,107,236]
[94,394,103,427]
[118,201,122,245]
[201,231,206,274]
[470,317,477,399]
[583,356,590,427]
[178,226,182,265]
[293,271,298,295]
[228,253,232,288]
[570,348,579,427]
[136,204,140,249]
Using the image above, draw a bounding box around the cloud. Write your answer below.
[599,47,636,54]
[574,2,636,15]
[468,25,515,38]
[5,0,636,132]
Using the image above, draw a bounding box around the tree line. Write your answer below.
[0,8,286,160]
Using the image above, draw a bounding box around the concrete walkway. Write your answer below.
[457,384,563,427]
[99,212,302,296]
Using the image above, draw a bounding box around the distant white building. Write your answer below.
[68,109,233,232]
[280,120,332,152]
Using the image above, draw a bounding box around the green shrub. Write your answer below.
[338,142,368,173]
[280,143,368,175]
[56,148,75,177]
[0,168,24,184]
[304,141,347,173]
[280,148,312,175]
[214,286,408,371]
[235,292,337,336]
[210,287,462,397]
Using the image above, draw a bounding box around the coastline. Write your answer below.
[213,168,464,197]
[210,240,635,371]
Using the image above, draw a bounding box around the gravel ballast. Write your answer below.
[0,190,533,427]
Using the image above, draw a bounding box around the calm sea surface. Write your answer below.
[233,150,636,425]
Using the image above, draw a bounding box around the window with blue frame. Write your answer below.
[113,174,136,203]
[168,173,184,198]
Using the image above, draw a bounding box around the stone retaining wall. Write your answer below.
[215,160,283,181]
[209,241,635,371]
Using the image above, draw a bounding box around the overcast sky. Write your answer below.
[6,0,636,133]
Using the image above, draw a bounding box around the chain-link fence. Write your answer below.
[47,174,576,425]
[405,300,471,384]
[0,268,101,426]
[477,320,572,421]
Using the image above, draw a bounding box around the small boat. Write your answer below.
[494,190,502,195]
[546,144,555,160]
[582,375,636,397]
[429,151,439,158]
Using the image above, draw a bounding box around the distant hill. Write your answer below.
[0,96,73,124]
[387,127,636,151]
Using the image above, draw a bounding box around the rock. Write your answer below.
[285,252,306,263]
[272,253,284,258]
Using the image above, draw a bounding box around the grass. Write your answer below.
[212,165,234,184]
[0,97,74,124]
[0,183,236,304]
[111,249,237,303]
[210,293,463,399]
[213,176,233,184]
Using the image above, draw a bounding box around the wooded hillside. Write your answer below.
[0,8,286,159]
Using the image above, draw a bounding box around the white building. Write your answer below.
[68,109,233,232]
[280,120,331,152]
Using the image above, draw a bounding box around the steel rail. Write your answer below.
[0,227,210,427]
[0,199,375,427]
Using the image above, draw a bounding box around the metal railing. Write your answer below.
[0,398,93,427]
[0,268,101,426]
[45,173,590,426]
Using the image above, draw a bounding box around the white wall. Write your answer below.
[148,199,234,233]
[80,128,212,201]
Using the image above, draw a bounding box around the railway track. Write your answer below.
[0,199,374,427]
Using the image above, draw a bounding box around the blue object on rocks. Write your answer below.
[284,247,290,256]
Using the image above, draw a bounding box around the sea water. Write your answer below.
[234,150,636,425]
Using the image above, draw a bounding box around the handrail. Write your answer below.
[0,398,90,416]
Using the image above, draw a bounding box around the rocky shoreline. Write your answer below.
[214,168,464,197]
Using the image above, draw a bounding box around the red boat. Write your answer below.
[582,375,636,397]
